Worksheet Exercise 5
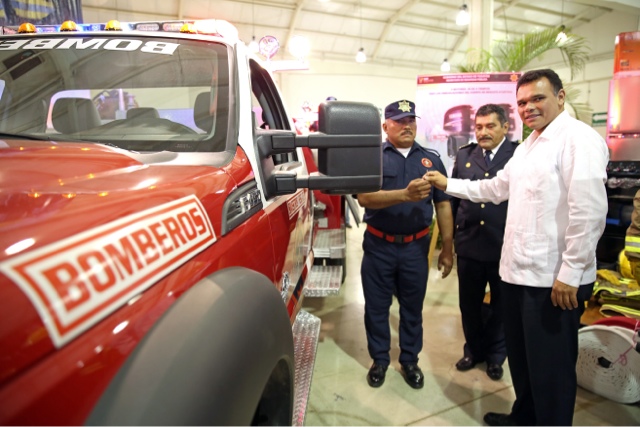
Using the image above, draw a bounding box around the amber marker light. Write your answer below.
[18,23,36,34]
[180,23,196,34]
[60,20,78,32]
[105,20,122,31]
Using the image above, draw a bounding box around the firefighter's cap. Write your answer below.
[385,100,419,120]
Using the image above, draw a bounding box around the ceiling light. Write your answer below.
[555,26,568,45]
[456,4,470,26]
[556,1,567,45]
[289,35,310,59]
[440,58,451,72]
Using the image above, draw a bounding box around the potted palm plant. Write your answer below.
[458,26,592,138]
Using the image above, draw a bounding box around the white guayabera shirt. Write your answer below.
[446,110,609,288]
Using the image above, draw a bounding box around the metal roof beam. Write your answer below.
[309,49,440,71]
[568,0,638,15]
[372,0,422,60]
[495,0,609,19]
[283,0,306,55]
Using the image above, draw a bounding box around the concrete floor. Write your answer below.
[303,224,640,426]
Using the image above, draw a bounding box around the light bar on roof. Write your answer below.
[1,19,239,41]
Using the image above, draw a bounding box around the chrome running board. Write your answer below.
[291,310,321,427]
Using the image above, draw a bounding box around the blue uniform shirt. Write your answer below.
[364,141,450,235]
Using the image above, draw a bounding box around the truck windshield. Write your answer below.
[0,35,230,153]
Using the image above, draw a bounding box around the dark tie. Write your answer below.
[484,150,492,167]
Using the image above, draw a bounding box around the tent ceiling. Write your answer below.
[81,0,640,73]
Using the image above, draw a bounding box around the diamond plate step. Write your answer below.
[304,265,342,297]
[312,228,346,259]
[292,310,321,427]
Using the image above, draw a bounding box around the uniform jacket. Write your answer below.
[451,140,518,262]
[364,141,449,235]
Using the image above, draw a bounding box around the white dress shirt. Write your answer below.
[446,110,609,288]
[483,138,505,161]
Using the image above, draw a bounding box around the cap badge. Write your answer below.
[422,158,432,168]
[398,100,412,113]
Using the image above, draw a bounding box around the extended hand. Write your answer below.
[551,279,579,310]
[425,171,448,190]
[405,178,431,202]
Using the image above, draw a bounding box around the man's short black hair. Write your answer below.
[475,104,508,126]
[516,69,564,95]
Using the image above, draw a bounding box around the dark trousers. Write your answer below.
[361,231,430,366]
[457,256,506,365]
[502,282,593,426]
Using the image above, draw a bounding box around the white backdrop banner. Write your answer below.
[415,72,523,174]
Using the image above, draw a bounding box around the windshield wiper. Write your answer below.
[0,132,112,145]
[0,132,137,152]
[0,132,55,141]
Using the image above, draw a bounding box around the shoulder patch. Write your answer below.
[423,147,441,157]
[458,142,477,150]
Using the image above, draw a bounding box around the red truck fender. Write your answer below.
[86,267,294,426]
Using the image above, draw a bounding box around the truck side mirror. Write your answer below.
[256,101,382,199]
[311,101,382,193]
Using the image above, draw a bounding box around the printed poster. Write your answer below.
[415,72,523,174]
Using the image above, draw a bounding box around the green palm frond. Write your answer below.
[458,49,494,73]
[564,84,593,123]
[458,26,593,133]
[458,27,590,80]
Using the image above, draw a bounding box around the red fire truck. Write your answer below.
[0,19,381,425]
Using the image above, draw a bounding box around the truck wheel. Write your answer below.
[86,267,294,426]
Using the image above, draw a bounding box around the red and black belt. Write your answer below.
[366,224,430,244]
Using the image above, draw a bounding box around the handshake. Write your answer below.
[423,171,448,190]
[406,171,448,202]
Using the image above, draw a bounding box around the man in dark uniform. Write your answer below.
[357,100,454,389]
[451,104,518,381]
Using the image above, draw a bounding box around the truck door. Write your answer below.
[249,60,312,318]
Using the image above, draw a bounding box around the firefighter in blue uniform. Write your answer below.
[357,100,454,389]
[451,104,518,381]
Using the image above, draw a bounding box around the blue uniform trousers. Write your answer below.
[502,282,593,426]
[457,256,507,365]
[361,231,430,366]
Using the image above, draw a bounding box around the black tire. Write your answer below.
[86,267,294,426]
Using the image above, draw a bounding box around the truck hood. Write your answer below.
[0,139,230,384]
[1,140,148,224]
[0,140,222,236]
